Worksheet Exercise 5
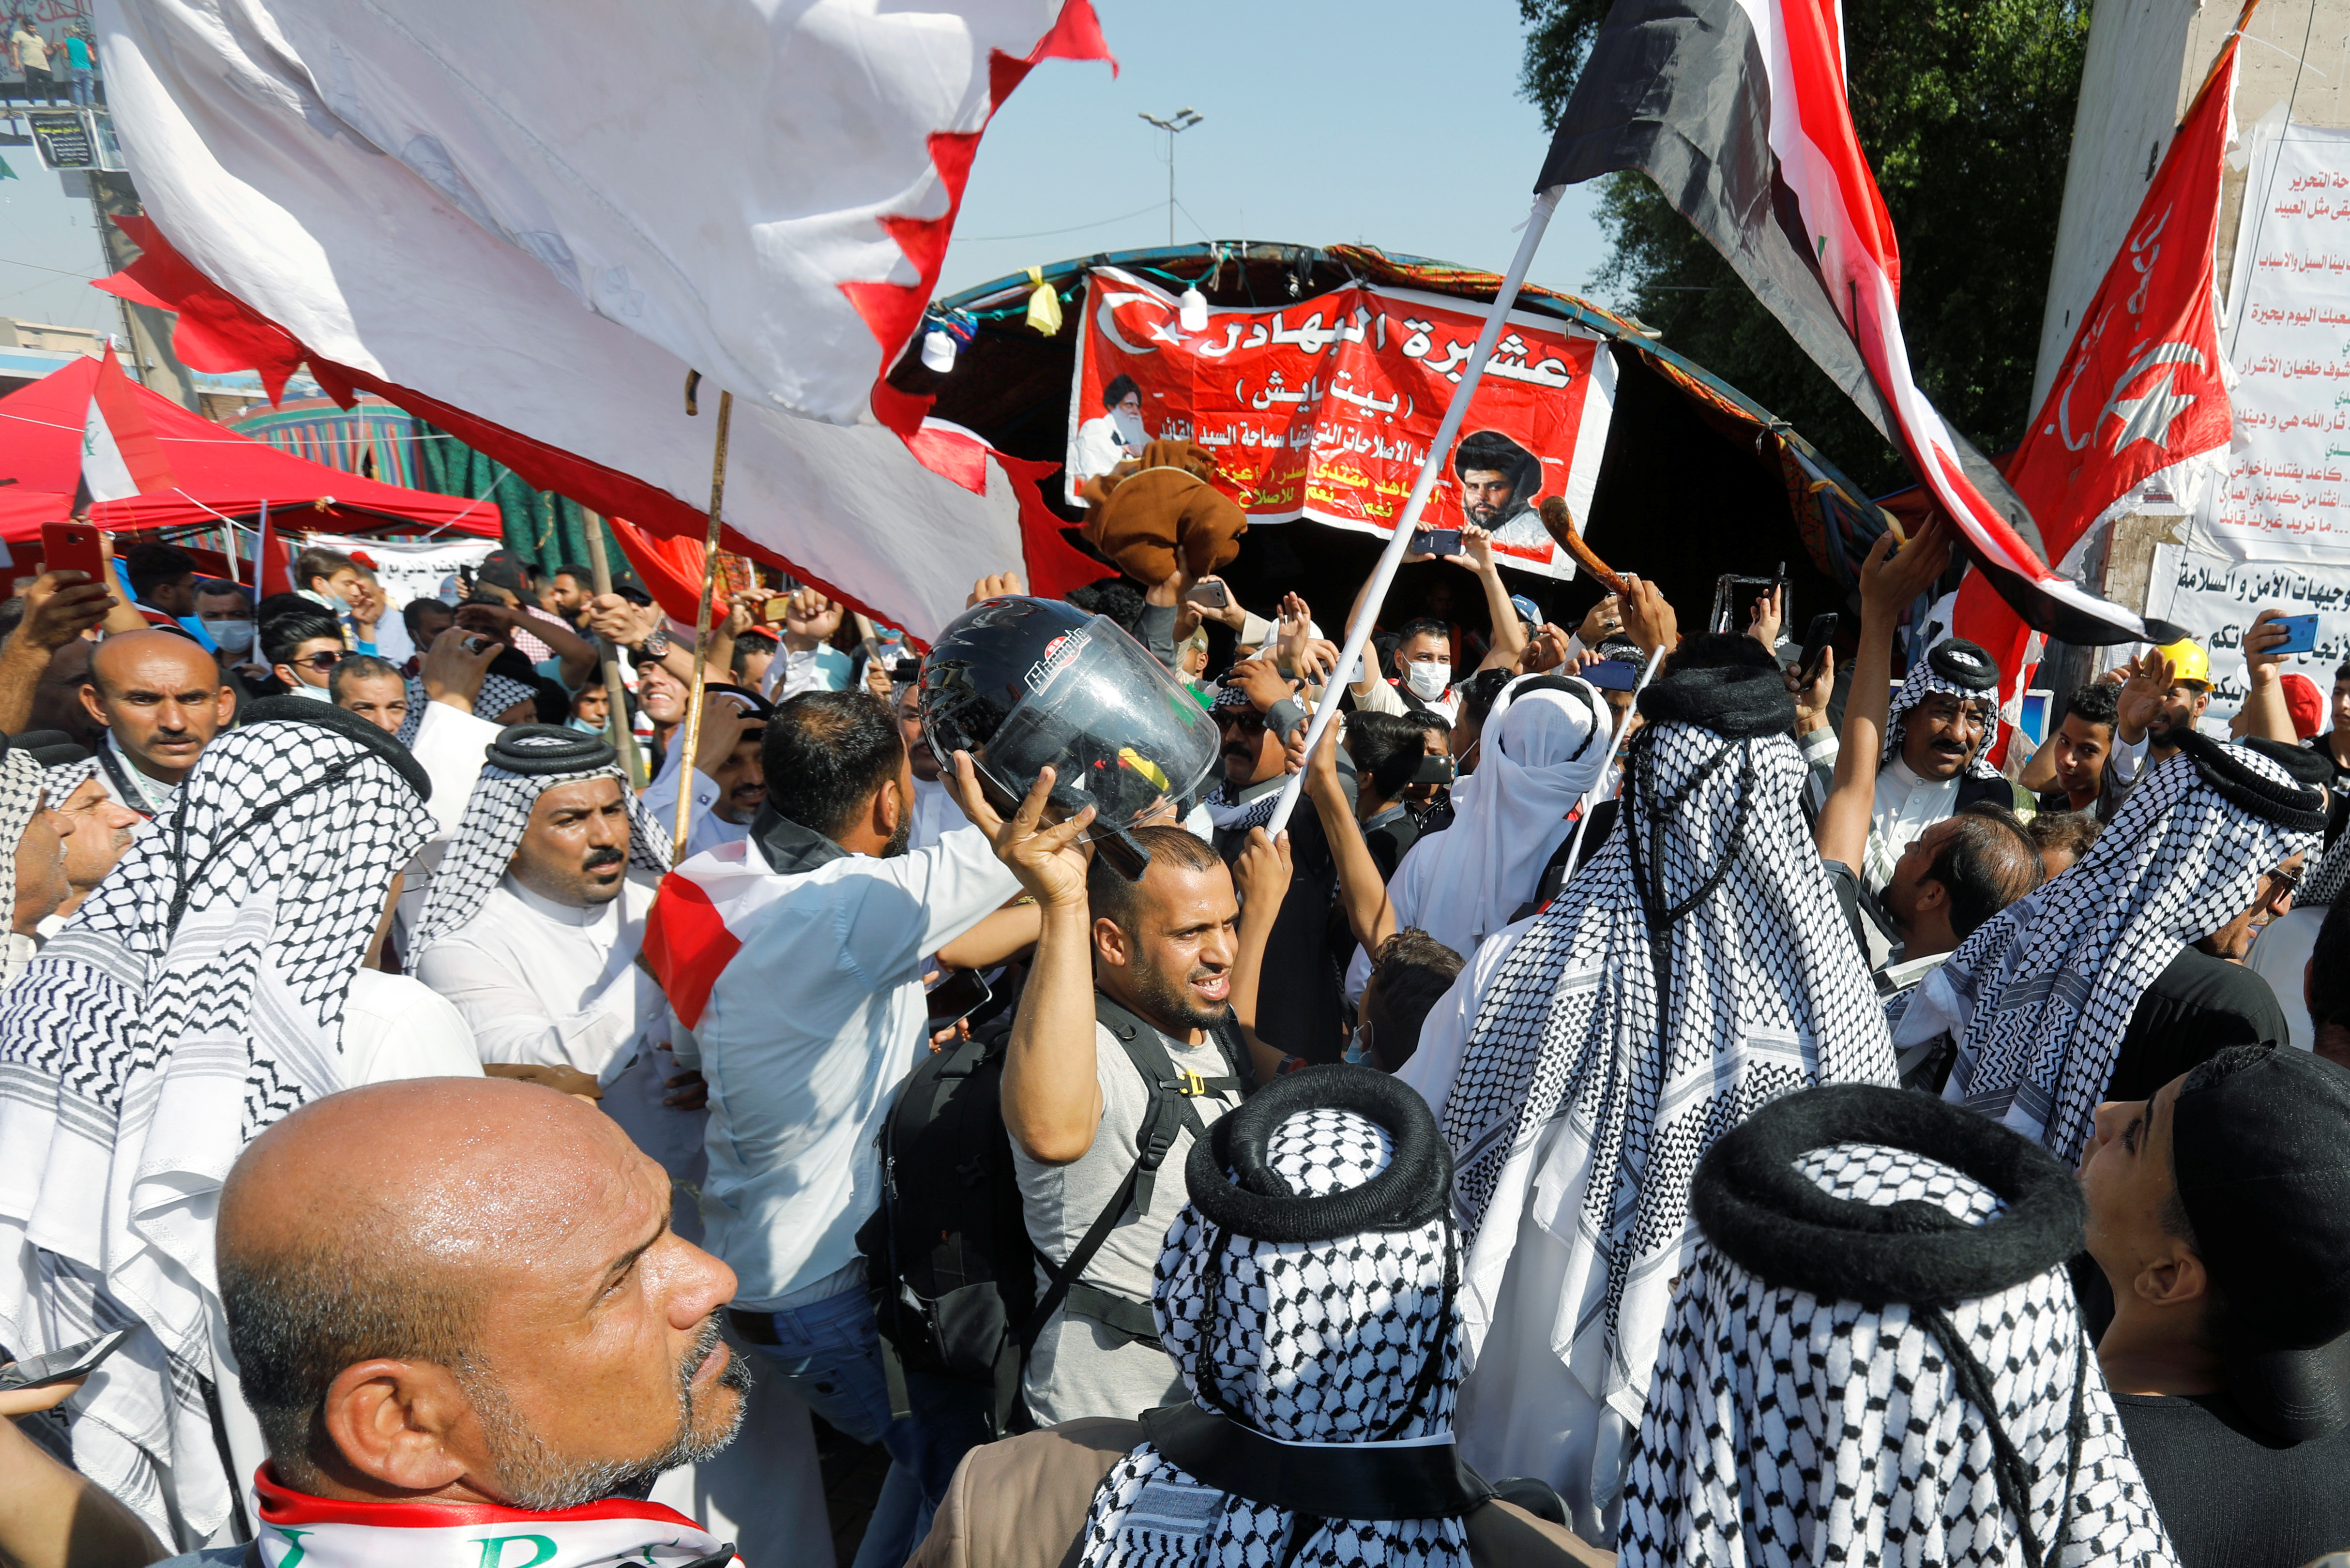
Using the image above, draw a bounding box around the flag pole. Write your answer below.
[1264,186,1563,837]
[579,509,647,788]
[673,389,734,864]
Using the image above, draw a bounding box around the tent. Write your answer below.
[0,355,499,550]
[899,242,1896,639]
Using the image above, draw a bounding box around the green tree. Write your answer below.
[1523,0,2091,493]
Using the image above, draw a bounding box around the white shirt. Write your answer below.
[641,762,750,859]
[1865,755,1960,892]
[341,968,483,1083]
[414,873,670,1075]
[767,645,851,700]
[907,774,956,854]
[695,823,1018,1306]
[1073,413,1138,483]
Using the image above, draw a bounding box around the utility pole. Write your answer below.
[1137,107,1203,246]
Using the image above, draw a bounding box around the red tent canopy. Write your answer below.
[0,356,498,545]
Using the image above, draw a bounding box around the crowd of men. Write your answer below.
[0,512,2347,1568]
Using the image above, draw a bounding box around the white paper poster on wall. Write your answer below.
[2206,121,2350,562]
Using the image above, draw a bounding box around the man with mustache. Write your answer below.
[149,1076,758,1568]
[409,726,707,1226]
[75,628,236,825]
[639,686,768,859]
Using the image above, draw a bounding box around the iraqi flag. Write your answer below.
[1952,15,2247,724]
[74,345,175,510]
[1541,0,2145,644]
[641,845,801,1032]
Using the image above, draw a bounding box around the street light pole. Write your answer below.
[1137,107,1203,246]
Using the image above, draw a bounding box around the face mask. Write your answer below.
[202,619,254,654]
[285,680,333,701]
[1406,661,1451,701]
[1344,1018,1374,1067]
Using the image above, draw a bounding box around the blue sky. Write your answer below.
[0,1,1614,347]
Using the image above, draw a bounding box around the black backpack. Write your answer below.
[856,995,1249,1437]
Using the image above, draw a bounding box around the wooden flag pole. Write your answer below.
[673,387,735,864]
[578,510,646,788]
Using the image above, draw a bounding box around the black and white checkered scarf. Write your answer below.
[1624,1086,2177,1568]
[1939,737,2320,1165]
[0,741,49,939]
[393,671,542,747]
[1079,1079,1465,1568]
[0,712,435,1546]
[406,729,670,964]
[1438,697,1895,1423]
[1882,646,2003,782]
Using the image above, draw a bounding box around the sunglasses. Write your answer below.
[289,651,347,673]
[2268,862,2305,902]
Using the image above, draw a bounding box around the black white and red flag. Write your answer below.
[1541,0,2149,643]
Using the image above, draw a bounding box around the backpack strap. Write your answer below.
[1015,995,1246,1367]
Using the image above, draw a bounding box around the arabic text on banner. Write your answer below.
[2208,122,2350,562]
[1066,268,1616,580]
[2148,542,2350,722]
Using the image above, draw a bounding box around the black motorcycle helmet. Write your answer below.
[919,596,1218,875]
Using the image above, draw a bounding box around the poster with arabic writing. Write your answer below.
[1065,267,1615,579]
[2209,123,2350,562]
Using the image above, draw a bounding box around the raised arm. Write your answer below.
[1304,717,1396,957]
[1459,526,1528,671]
[1816,519,1952,870]
[2238,608,2303,746]
[957,757,1104,1166]
[0,573,110,734]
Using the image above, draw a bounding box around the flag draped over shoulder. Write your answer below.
[1953,18,2246,709]
[91,0,1113,643]
[1539,0,2147,645]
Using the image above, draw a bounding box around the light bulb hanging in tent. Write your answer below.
[1178,286,1209,332]
[921,327,957,374]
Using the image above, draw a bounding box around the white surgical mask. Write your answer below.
[286,680,333,701]
[1406,661,1451,701]
[202,618,254,654]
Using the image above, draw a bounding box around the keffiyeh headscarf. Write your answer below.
[0,700,435,1546]
[1883,638,2003,782]
[1388,676,1609,955]
[393,670,542,746]
[1624,1084,2177,1568]
[1438,652,1895,1420]
[1080,1069,1471,1568]
[0,738,50,941]
[407,724,670,963]
[1934,732,2322,1164]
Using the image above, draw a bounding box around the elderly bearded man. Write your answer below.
[148,1077,759,1568]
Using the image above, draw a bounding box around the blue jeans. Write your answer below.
[67,68,91,106]
[744,1290,989,1568]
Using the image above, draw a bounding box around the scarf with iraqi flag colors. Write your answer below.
[249,1469,741,1568]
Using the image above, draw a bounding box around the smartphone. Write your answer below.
[0,1328,132,1391]
[1711,569,1788,636]
[1410,753,1456,785]
[40,520,107,586]
[2271,613,2320,656]
[925,968,992,1030]
[1183,580,1230,610]
[2017,689,2053,749]
[1798,611,1840,686]
[761,595,794,624]
[1412,527,1463,557]
[1582,658,1642,692]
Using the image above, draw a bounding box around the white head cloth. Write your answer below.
[393,670,542,746]
[1436,655,1895,1421]
[0,743,49,936]
[0,712,434,1545]
[1387,675,1610,955]
[1625,1095,2177,1568]
[1079,1094,1465,1568]
[406,726,671,963]
[1937,737,2321,1165]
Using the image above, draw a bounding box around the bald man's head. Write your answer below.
[80,630,231,786]
[219,1079,745,1508]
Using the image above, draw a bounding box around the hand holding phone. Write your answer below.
[925,968,992,1032]
[1798,612,1840,687]
[2269,613,2321,657]
[39,520,109,589]
[0,1328,131,1392]
[1411,527,1463,558]
[1183,580,1230,610]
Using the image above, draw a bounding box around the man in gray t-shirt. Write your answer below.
[984,815,1287,1425]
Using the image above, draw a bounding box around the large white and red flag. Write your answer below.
[1951,18,2248,710]
[1538,0,2147,643]
[90,0,1112,642]
[73,344,174,509]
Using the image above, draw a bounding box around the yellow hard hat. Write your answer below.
[2153,636,2212,687]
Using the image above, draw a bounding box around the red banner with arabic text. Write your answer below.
[1066,268,1615,579]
